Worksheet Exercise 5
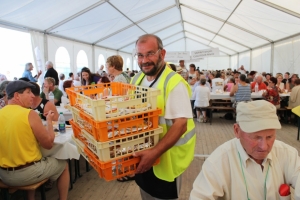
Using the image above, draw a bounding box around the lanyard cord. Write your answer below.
[137,65,166,87]
[238,152,270,200]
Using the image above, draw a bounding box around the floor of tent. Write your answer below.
[8,112,300,200]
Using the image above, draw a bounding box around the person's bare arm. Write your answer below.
[134,118,187,173]
[28,110,55,149]
[44,101,59,121]
[230,85,237,96]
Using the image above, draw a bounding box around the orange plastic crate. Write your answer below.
[74,107,161,142]
[84,147,159,181]
[69,119,87,145]
[65,82,160,121]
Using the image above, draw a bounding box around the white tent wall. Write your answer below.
[251,45,271,74]
[29,31,45,84]
[47,35,132,75]
[230,55,238,70]
[273,35,300,76]
[47,35,93,74]
[238,51,250,72]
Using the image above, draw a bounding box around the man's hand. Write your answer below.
[133,149,159,174]
[43,86,49,95]
[45,110,55,121]
[38,70,42,76]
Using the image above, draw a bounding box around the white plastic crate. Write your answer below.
[72,135,88,161]
[82,126,163,162]
[67,82,160,121]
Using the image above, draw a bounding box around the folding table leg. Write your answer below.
[40,184,46,200]
[86,160,90,172]
[1,188,9,200]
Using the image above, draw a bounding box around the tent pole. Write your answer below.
[44,33,48,62]
[270,42,274,75]
[250,49,252,71]
[92,45,95,73]
[237,53,239,70]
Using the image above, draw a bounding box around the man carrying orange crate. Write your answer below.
[131,34,196,199]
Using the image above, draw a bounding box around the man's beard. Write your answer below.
[139,56,164,76]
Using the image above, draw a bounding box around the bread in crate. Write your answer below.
[71,106,161,142]
[83,126,162,162]
[65,82,161,121]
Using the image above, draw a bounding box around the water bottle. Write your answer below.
[255,82,259,93]
[58,112,66,133]
[49,91,55,104]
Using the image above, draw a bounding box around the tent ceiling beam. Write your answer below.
[187,37,229,56]
[0,20,44,33]
[164,37,184,47]
[208,0,242,45]
[117,21,182,50]
[181,4,273,43]
[185,31,237,53]
[92,4,176,44]
[184,21,251,49]
[255,0,300,19]
[175,0,186,40]
[45,0,106,33]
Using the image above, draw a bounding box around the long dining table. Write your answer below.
[210,91,290,100]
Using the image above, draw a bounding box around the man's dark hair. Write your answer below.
[215,73,221,78]
[135,34,163,49]
[7,88,26,100]
[295,79,300,85]
[19,77,30,82]
[239,74,246,82]
[29,82,40,96]
[69,72,73,78]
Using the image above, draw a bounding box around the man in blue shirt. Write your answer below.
[22,63,42,82]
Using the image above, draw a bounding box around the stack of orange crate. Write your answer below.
[66,82,162,181]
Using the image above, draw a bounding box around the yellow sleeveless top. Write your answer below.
[0,105,42,167]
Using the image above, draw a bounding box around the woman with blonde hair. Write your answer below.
[276,74,284,92]
[106,55,131,83]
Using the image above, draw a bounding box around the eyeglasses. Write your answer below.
[134,49,161,60]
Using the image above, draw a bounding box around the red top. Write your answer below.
[251,82,267,90]
[264,86,280,105]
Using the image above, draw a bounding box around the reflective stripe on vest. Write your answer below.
[159,116,196,146]
[131,71,143,85]
[163,71,177,100]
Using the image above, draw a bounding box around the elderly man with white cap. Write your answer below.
[190,100,300,200]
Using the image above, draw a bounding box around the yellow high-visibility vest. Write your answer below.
[131,65,196,182]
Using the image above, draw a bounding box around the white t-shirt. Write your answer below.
[238,69,246,74]
[192,86,210,108]
[58,80,66,96]
[211,78,224,93]
[140,76,192,119]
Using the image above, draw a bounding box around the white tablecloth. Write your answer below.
[56,106,73,121]
[40,128,80,160]
[210,92,290,100]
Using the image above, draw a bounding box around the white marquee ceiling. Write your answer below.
[0,0,300,55]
